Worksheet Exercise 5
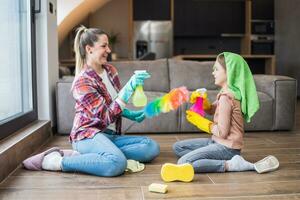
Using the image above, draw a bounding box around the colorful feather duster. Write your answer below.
[144,86,189,118]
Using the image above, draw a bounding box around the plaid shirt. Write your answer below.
[69,64,122,142]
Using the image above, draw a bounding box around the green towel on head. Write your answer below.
[221,52,260,122]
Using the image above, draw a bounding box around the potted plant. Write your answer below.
[109,31,120,60]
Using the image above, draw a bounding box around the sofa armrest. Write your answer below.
[56,81,75,134]
[254,75,297,130]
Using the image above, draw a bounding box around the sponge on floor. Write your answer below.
[148,183,168,193]
[161,163,194,182]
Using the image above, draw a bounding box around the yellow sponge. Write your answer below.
[148,183,168,193]
[161,163,194,182]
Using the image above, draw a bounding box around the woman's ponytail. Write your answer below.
[74,25,87,75]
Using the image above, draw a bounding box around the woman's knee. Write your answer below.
[141,138,160,162]
[105,159,127,176]
[94,153,127,177]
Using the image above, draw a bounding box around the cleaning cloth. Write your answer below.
[222,52,260,122]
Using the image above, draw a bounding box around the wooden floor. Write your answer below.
[1,102,300,199]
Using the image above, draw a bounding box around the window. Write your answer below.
[0,0,37,140]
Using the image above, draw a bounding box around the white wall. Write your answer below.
[89,0,130,59]
[35,0,59,125]
[57,0,83,25]
[275,0,300,96]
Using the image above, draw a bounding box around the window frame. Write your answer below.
[0,0,37,140]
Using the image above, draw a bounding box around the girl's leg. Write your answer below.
[178,142,240,173]
[111,135,160,162]
[61,133,127,177]
[172,138,213,157]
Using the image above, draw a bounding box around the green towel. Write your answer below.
[221,52,260,122]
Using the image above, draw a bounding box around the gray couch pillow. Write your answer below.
[168,59,217,90]
[110,59,170,92]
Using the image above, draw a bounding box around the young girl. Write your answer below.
[162,52,279,181]
[23,26,160,176]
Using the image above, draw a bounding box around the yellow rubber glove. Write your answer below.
[186,110,213,134]
[125,159,145,173]
[189,89,211,110]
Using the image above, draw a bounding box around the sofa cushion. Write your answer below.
[168,59,217,90]
[110,59,170,92]
[244,91,273,131]
[122,91,180,133]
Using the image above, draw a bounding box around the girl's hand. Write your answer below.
[186,110,212,134]
[190,88,211,110]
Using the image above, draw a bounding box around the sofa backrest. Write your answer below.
[168,59,217,90]
[109,59,170,92]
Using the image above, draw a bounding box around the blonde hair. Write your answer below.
[73,25,108,75]
[217,53,226,70]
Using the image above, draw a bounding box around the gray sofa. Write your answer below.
[56,59,297,134]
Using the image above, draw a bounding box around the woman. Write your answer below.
[23,26,160,177]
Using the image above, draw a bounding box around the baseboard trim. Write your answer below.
[0,120,52,183]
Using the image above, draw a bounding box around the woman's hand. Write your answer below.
[122,108,146,123]
[118,71,150,103]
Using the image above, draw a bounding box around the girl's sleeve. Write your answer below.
[73,77,122,128]
[205,100,217,115]
[210,95,232,138]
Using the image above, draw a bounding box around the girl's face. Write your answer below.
[212,60,227,87]
[86,34,111,66]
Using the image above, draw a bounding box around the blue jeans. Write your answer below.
[173,138,240,173]
[61,133,160,177]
